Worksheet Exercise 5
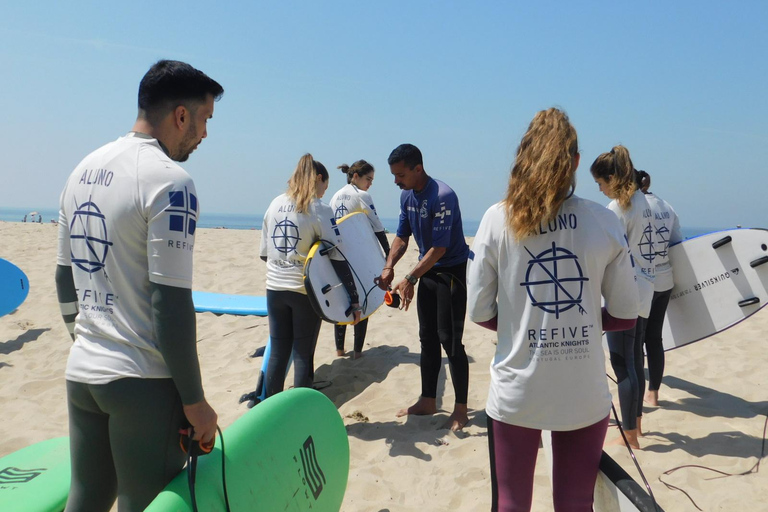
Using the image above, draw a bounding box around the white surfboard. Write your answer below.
[304,212,386,324]
[661,228,768,351]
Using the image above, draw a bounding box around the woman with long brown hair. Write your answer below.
[591,146,655,447]
[468,108,638,511]
[256,153,360,400]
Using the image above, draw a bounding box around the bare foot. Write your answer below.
[445,403,469,431]
[352,351,363,360]
[396,396,437,418]
[336,349,345,357]
[607,429,640,450]
[644,390,659,407]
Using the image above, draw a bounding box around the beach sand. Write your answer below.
[1,221,766,511]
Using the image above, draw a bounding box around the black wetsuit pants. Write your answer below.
[265,289,322,398]
[65,378,186,512]
[416,262,469,404]
[334,319,368,353]
[644,289,672,391]
[606,317,647,429]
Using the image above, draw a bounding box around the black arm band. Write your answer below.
[150,282,205,405]
[55,265,79,340]
[375,231,391,258]
[330,259,359,305]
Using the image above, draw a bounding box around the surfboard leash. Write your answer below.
[656,411,768,511]
[606,375,663,512]
[182,425,231,512]
[319,240,380,316]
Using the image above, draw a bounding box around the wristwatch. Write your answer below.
[404,273,418,286]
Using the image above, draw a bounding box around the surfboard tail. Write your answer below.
[595,452,663,512]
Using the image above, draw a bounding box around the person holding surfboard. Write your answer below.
[330,160,390,359]
[55,60,223,511]
[258,154,361,399]
[467,108,638,511]
[637,170,682,408]
[591,146,655,448]
[376,143,471,432]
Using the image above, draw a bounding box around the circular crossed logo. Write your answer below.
[639,223,655,262]
[69,199,113,275]
[334,203,349,220]
[520,242,589,318]
[272,218,301,254]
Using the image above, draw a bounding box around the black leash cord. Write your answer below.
[187,426,231,512]
[606,374,662,512]
[319,240,380,314]
[657,412,768,511]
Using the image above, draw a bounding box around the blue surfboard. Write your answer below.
[192,291,267,316]
[0,258,29,317]
[240,337,294,407]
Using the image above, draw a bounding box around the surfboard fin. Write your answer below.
[750,256,768,268]
[712,236,732,249]
[319,244,337,256]
[738,297,760,307]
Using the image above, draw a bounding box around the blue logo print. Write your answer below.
[639,223,655,263]
[272,217,301,254]
[334,204,349,220]
[520,242,589,318]
[69,197,113,277]
[168,188,198,237]
[330,217,340,236]
[655,225,670,257]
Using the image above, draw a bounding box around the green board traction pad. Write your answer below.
[0,436,70,512]
[146,387,350,511]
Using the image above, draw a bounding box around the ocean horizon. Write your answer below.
[0,206,745,240]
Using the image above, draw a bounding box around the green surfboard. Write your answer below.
[0,437,70,512]
[146,387,349,511]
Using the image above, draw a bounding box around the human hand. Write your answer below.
[391,279,415,311]
[183,399,218,445]
[349,304,362,325]
[375,267,395,290]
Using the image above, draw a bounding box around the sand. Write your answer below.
[1,221,766,511]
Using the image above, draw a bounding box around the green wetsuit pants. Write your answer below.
[64,378,186,512]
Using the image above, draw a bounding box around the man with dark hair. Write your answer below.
[55,60,223,511]
[377,143,471,431]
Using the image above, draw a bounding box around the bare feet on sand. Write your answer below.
[336,349,345,357]
[607,428,640,450]
[644,390,659,407]
[445,403,469,431]
[396,398,469,431]
[396,396,437,417]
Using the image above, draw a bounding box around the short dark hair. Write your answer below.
[138,60,224,120]
[387,144,423,169]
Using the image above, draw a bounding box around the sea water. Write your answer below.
[0,206,738,239]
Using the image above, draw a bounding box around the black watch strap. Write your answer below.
[405,273,418,285]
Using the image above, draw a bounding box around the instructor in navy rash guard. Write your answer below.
[376,144,470,431]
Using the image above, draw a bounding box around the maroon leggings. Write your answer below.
[487,415,609,512]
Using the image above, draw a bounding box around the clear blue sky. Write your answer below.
[2,1,766,229]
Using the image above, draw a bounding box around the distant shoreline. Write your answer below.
[0,206,744,239]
